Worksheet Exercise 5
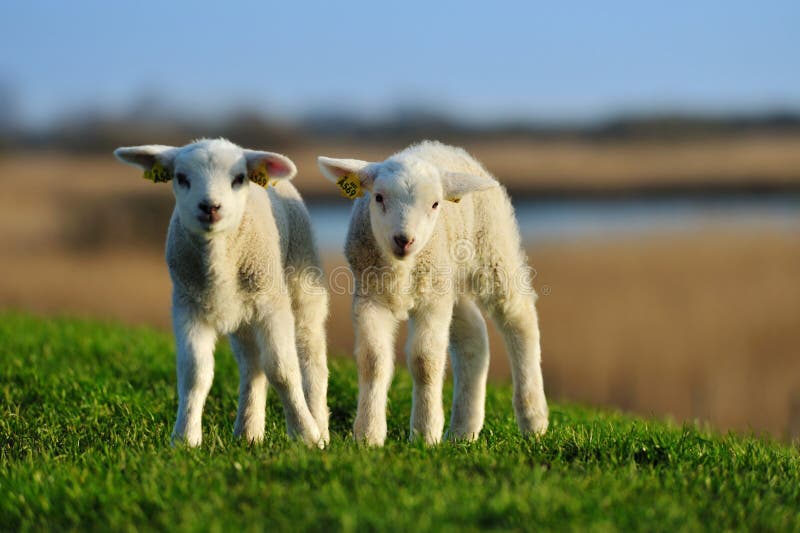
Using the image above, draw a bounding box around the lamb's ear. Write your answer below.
[244,151,297,186]
[317,156,377,199]
[440,172,499,202]
[113,145,178,183]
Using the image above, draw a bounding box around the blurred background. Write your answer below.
[2,1,799,439]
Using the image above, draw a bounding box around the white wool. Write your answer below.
[115,138,329,447]
[319,140,548,445]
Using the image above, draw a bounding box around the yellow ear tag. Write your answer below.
[143,160,173,183]
[248,166,271,187]
[336,172,363,199]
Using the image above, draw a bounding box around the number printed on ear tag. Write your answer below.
[143,160,173,183]
[337,173,363,199]
[248,166,270,187]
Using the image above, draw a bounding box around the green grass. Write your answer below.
[0,312,798,532]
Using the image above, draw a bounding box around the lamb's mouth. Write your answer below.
[392,247,411,259]
[196,214,220,227]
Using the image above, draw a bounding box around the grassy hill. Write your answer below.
[1,312,798,531]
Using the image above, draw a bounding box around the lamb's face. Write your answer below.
[114,139,298,238]
[171,144,250,236]
[318,148,500,262]
[368,158,443,260]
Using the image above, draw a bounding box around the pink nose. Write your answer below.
[394,234,414,251]
[198,202,222,223]
[198,201,221,214]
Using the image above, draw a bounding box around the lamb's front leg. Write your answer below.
[172,306,217,447]
[259,300,322,447]
[353,299,398,446]
[407,299,453,444]
[230,327,268,443]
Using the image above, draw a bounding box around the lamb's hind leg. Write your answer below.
[230,326,267,443]
[490,293,549,435]
[407,299,453,444]
[447,298,490,441]
[259,299,322,447]
[292,277,330,444]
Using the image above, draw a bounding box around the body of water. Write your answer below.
[309,195,800,251]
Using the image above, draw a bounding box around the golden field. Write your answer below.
[4,132,800,201]
[1,141,799,439]
[293,134,800,192]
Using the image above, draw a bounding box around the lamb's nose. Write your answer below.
[198,202,221,214]
[393,234,414,251]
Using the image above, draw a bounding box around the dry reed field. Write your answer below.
[289,134,800,194]
[4,132,800,201]
[2,145,799,439]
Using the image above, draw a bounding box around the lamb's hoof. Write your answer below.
[353,417,386,447]
[234,428,265,445]
[291,425,325,449]
[519,413,549,437]
[309,434,326,449]
[353,434,385,447]
[171,432,202,448]
[306,427,326,450]
[314,409,331,446]
[446,428,481,443]
[409,429,442,446]
[319,428,331,447]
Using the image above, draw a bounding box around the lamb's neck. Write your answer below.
[191,229,242,275]
[379,248,414,274]
[169,219,245,298]
[169,220,257,333]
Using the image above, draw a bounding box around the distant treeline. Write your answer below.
[2,106,800,153]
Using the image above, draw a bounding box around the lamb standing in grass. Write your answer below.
[319,141,548,445]
[115,139,328,447]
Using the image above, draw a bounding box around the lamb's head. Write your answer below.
[318,152,497,260]
[114,138,296,236]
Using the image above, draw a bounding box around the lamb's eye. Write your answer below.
[432,201,439,209]
[232,173,246,187]
[374,193,384,203]
[176,173,190,188]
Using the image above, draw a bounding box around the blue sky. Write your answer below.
[1,0,798,125]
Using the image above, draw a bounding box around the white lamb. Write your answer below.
[318,140,548,445]
[115,138,329,447]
